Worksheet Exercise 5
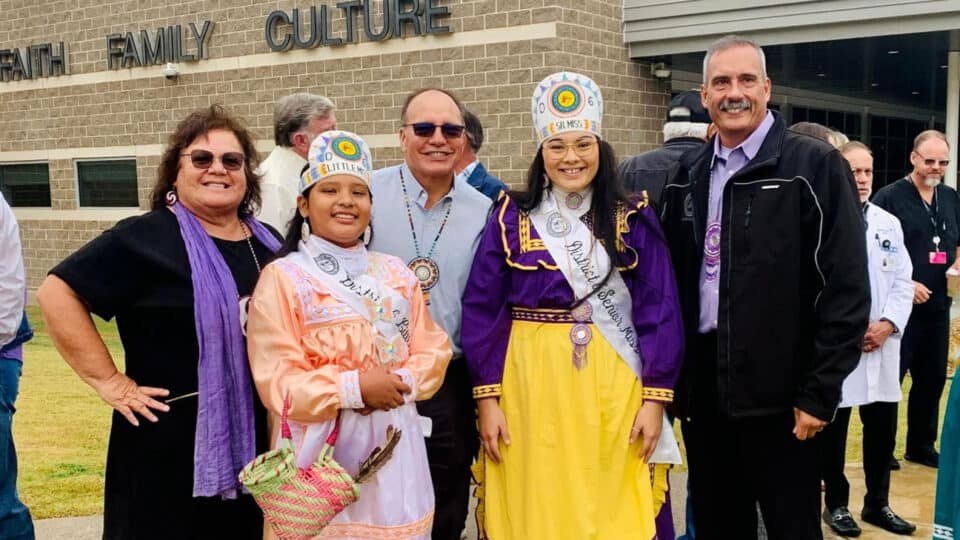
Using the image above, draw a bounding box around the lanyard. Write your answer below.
[907,177,944,250]
[921,190,940,233]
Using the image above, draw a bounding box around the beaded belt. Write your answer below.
[510,306,593,324]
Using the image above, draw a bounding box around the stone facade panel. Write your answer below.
[4,0,666,291]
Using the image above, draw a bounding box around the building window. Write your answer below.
[77,159,138,207]
[0,163,52,207]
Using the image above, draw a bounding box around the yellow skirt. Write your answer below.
[474,319,656,540]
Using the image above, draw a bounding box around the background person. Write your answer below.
[871,130,959,470]
[660,35,869,539]
[819,141,916,536]
[0,191,33,540]
[37,105,280,540]
[257,93,337,232]
[619,89,711,205]
[455,108,507,201]
[462,71,684,540]
[246,130,451,539]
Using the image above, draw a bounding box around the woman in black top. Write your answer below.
[37,105,280,539]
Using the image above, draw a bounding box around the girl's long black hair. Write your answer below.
[508,137,629,308]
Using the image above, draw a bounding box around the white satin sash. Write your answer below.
[290,237,411,364]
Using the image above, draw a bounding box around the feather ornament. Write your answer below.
[353,425,402,483]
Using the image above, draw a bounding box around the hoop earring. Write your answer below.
[165,189,178,206]
[301,218,311,242]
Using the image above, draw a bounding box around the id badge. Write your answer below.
[930,251,948,264]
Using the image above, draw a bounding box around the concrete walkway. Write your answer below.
[33,476,687,539]
[33,463,937,539]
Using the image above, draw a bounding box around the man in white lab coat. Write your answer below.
[820,141,916,537]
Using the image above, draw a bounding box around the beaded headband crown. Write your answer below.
[300,130,373,193]
[531,71,603,145]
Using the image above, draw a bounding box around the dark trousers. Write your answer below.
[416,358,479,540]
[682,334,822,540]
[819,402,898,511]
[899,308,949,454]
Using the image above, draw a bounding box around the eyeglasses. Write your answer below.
[181,150,246,171]
[542,138,598,158]
[916,153,950,168]
[402,122,466,138]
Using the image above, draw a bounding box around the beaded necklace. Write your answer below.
[399,169,453,304]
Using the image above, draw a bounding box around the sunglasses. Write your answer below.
[402,122,465,138]
[916,152,950,168]
[181,150,246,171]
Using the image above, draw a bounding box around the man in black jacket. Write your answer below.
[619,90,711,205]
[660,35,870,539]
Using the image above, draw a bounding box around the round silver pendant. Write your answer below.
[571,302,593,322]
[546,211,570,237]
[408,256,440,290]
[565,191,584,210]
[570,323,592,346]
[313,253,339,275]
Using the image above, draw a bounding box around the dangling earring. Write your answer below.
[362,225,372,245]
[301,217,311,242]
[165,188,178,206]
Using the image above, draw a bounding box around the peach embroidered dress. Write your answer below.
[247,236,452,540]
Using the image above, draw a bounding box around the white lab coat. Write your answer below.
[839,202,914,407]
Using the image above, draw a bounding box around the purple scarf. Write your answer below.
[173,202,280,498]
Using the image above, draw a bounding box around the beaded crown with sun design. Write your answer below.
[300,130,374,194]
[531,71,603,145]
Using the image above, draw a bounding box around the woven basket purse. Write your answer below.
[239,400,359,540]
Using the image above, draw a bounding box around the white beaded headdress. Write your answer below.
[531,71,603,145]
[300,130,373,193]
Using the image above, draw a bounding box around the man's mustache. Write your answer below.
[719,100,751,112]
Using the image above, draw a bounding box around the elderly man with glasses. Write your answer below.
[369,88,492,540]
[872,129,960,472]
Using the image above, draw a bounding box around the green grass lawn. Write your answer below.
[11,304,953,518]
[14,306,121,519]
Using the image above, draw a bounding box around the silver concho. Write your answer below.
[571,302,593,323]
[570,323,592,346]
[313,253,340,275]
[408,256,440,290]
[546,211,570,237]
[565,191,584,210]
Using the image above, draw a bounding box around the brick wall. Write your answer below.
[2,0,668,290]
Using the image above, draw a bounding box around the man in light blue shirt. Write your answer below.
[370,88,491,540]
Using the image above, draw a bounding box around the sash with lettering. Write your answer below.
[528,191,681,464]
[289,236,411,364]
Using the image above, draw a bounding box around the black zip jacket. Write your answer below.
[659,112,870,422]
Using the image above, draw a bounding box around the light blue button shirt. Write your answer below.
[698,111,774,332]
[369,162,492,356]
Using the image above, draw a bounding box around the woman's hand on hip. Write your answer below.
[477,397,510,464]
[630,400,664,463]
[359,367,410,411]
[95,372,170,427]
